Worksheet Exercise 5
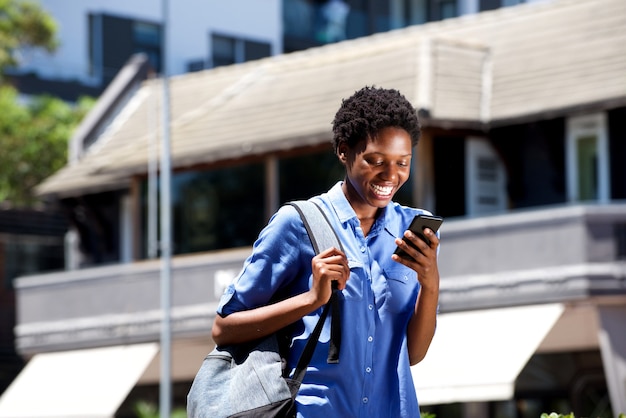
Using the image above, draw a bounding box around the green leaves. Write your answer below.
[0,0,58,73]
[0,85,94,206]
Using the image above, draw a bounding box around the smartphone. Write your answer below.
[394,214,444,259]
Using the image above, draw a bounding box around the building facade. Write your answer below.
[9,0,282,101]
[2,0,626,417]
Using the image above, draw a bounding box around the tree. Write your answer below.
[0,0,92,207]
[0,0,58,78]
[0,86,95,206]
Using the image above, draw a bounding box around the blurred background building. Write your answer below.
[1,0,625,417]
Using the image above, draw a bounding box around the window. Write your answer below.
[465,137,507,216]
[211,34,271,68]
[140,164,265,257]
[132,21,161,73]
[4,238,64,288]
[89,14,162,83]
[390,0,428,27]
[279,150,344,203]
[480,0,525,11]
[428,0,457,21]
[566,114,609,203]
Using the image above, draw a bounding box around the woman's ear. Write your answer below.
[337,144,348,163]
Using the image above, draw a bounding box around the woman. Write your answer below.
[212,86,440,417]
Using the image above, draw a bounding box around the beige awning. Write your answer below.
[412,303,565,405]
[0,343,158,418]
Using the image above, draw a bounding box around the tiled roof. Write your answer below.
[36,0,626,197]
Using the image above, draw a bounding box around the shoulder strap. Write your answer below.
[287,200,342,383]
[288,200,344,254]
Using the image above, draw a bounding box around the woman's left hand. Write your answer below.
[392,228,440,290]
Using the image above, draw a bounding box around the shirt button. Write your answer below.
[368,304,373,310]
[367,336,373,342]
[360,246,366,252]
[362,397,369,404]
[366,367,372,373]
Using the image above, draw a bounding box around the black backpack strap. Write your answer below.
[288,200,343,371]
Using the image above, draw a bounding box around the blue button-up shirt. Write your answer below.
[218,182,430,417]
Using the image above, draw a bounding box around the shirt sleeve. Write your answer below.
[217,204,309,317]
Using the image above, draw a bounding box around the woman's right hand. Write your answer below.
[213,246,350,346]
[309,246,350,305]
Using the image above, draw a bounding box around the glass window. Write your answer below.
[4,239,64,288]
[279,150,344,202]
[133,21,161,72]
[133,22,160,46]
[140,163,265,257]
[89,14,162,78]
[212,34,271,68]
[566,114,609,203]
[212,34,237,67]
[283,0,316,39]
[428,0,457,21]
[244,40,272,61]
[480,0,501,11]
[576,136,598,201]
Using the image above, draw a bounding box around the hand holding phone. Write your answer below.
[394,214,443,259]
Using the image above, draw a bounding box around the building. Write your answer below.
[10,0,539,100]
[1,0,626,416]
[0,208,66,394]
[8,0,282,101]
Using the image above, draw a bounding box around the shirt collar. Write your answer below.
[325,181,393,236]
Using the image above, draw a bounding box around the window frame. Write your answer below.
[566,113,610,203]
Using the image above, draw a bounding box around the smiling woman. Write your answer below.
[205,86,441,418]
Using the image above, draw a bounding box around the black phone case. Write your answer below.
[394,214,443,258]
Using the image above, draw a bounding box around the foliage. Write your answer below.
[133,401,187,418]
[421,412,436,418]
[0,0,58,77]
[0,85,94,206]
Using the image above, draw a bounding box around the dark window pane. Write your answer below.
[5,241,64,288]
[141,164,265,257]
[212,34,236,67]
[133,21,160,46]
[428,0,457,21]
[279,150,344,202]
[244,40,271,61]
[480,0,501,11]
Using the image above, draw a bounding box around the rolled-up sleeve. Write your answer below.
[217,205,309,317]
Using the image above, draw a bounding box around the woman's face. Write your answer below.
[339,126,413,215]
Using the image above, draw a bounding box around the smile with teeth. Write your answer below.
[371,184,393,197]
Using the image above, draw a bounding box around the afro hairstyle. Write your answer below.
[331,86,420,154]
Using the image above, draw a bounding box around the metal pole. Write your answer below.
[148,71,158,260]
[159,0,172,416]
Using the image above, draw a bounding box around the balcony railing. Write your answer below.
[14,203,626,354]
